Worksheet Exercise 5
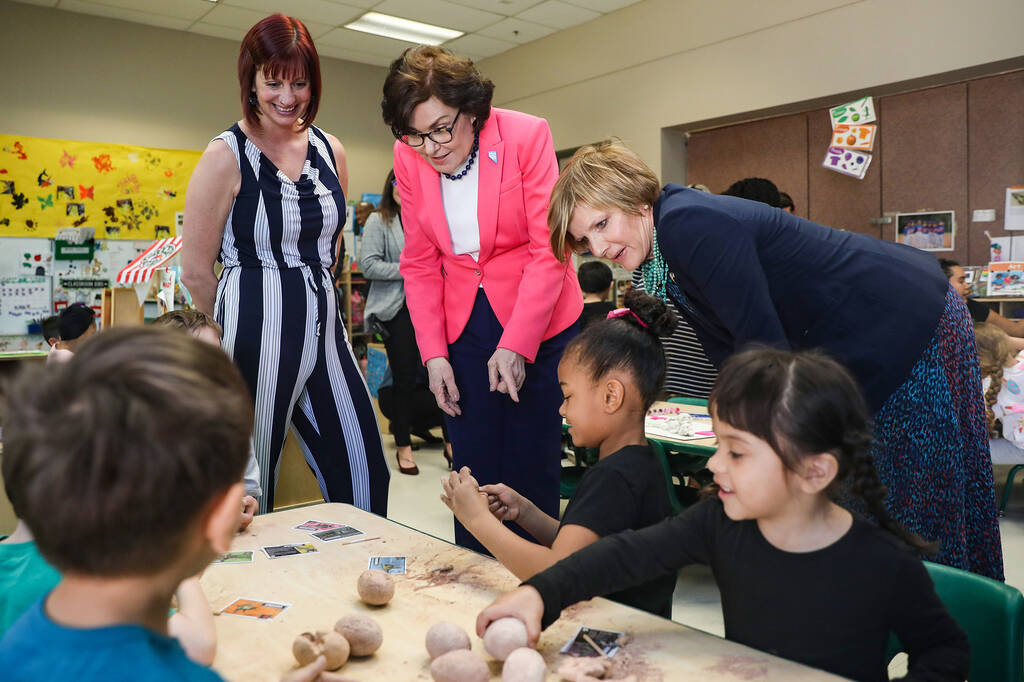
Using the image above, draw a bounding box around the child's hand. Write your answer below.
[480,483,527,522]
[238,495,259,532]
[440,466,488,523]
[475,586,544,647]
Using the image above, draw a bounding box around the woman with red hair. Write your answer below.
[182,14,388,515]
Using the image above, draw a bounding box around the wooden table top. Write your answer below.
[204,503,840,681]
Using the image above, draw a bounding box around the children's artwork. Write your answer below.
[987,262,1024,296]
[895,211,955,252]
[261,542,319,558]
[0,276,52,335]
[822,147,872,180]
[312,525,364,542]
[829,124,877,152]
[213,551,254,565]
[294,520,344,532]
[560,626,626,658]
[0,133,200,239]
[219,598,290,620]
[368,556,406,574]
[1006,187,1024,231]
[829,96,876,128]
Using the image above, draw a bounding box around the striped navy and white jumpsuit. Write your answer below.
[213,123,389,514]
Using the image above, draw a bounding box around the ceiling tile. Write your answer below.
[318,27,416,60]
[561,0,642,13]
[444,0,546,16]
[11,0,60,7]
[188,21,247,42]
[199,4,333,37]
[443,32,516,59]
[56,0,193,30]
[317,43,393,67]
[374,0,504,33]
[475,16,554,44]
[324,0,378,8]
[57,0,214,22]
[516,0,599,29]
[219,0,364,27]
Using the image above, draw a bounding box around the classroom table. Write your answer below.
[645,400,716,453]
[203,503,843,681]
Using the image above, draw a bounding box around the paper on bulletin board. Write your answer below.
[829,124,877,152]
[0,134,200,239]
[987,261,1024,296]
[823,147,872,179]
[829,96,876,129]
[1006,187,1024,231]
[0,276,51,335]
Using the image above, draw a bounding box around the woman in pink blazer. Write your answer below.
[382,46,582,551]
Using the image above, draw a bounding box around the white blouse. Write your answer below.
[440,157,481,262]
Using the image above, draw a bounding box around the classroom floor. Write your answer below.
[383,432,1024,662]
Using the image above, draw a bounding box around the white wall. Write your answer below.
[479,0,1024,174]
[0,0,397,199]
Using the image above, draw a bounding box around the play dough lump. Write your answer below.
[334,614,383,656]
[425,621,472,659]
[483,617,529,661]
[357,569,394,605]
[502,647,546,682]
[292,630,350,670]
[430,649,490,682]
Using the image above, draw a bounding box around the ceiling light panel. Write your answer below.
[345,12,463,45]
[374,0,504,33]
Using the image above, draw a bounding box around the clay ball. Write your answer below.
[430,649,490,682]
[483,617,529,661]
[357,569,395,605]
[425,621,472,659]
[502,647,546,682]
[334,614,383,656]
[292,630,350,670]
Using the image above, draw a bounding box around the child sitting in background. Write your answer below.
[153,310,261,528]
[478,348,969,682]
[47,302,96,363]
[441,290,678,617]
[974,321,1024,445]
[0,328,345,682]
[576,260,615,329]
[40,314,60,348]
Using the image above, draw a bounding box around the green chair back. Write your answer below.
[889,561,1024,681]
[648,439,683,514]
[668,396,709,408]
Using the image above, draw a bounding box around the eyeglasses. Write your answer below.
[398,110,461,147]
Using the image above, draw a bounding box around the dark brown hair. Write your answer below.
[381,45,494,138]
[152,309,223,337]
[709,348,937,554]
[1,327,253,576]
[238,14,321,131]
[378,169,400,226]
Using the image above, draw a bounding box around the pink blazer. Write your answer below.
[395,108,583,364]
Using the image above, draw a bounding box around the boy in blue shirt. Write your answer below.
[0,327,340,682]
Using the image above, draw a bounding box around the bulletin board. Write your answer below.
[0,276,51,335]
[0,133,200,240]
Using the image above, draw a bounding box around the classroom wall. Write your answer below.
[478,0,1024,177]
[0,0,397,200]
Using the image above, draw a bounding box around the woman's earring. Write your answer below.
[248,93,258,106]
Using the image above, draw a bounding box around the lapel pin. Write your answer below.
[488,151,498,164]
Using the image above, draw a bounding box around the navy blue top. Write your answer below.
[0,597,222,681]
[654,184,948,412]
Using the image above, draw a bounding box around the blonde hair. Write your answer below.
[974,322,1015,438]
[548,139,660,263]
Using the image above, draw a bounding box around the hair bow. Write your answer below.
[606,308,648,329]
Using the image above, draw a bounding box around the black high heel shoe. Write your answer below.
[395,453,419,476]
[412,429,444,445]
[442,446,453,470]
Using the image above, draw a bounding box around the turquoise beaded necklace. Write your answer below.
[640,225,670,301]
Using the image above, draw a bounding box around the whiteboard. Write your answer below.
[0,276,52,335]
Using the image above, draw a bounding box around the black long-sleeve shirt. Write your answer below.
[525,499,969,682]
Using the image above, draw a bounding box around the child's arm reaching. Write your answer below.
[440,468,600,580]
[168,576,217,666]
[480,482,560,546]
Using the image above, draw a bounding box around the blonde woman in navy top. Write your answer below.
[182,14,388,514]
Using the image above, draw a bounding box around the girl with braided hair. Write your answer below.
[478,348,969,682]
[975,322,1024,444]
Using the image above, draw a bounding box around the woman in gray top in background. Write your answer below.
[361,169,441,475]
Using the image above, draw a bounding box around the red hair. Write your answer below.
[238,14,321,131]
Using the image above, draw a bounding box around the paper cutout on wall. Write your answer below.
[0,134,200,239]
[829,124,877,152]
[823,147,872,179]
[829,96,876,129]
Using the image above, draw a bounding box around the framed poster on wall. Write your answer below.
[895,211,955,252]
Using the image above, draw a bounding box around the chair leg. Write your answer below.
[999,465,1024,515]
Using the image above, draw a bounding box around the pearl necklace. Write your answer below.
[443,134,480,181]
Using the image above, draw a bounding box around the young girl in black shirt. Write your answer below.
[476,349,970,682]
[440,290,679,616]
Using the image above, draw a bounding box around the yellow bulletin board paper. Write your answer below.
[0,134,200,239]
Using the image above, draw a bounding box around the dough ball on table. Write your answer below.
[292,630,350,670]
[483,617,529,661]
[335,614,383,656]
[425,621,472,659]
[502,647,546,682]
[357,569,395,605]
[430,649,490,682]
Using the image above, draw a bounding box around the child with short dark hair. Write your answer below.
[47,302,96,363]
[442,290,678,617]
[40,315,60,347]
[478,348,970,681]
[576,259,615,329]
[0,327,253,680]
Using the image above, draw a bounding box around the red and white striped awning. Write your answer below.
[116,237,182,285]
